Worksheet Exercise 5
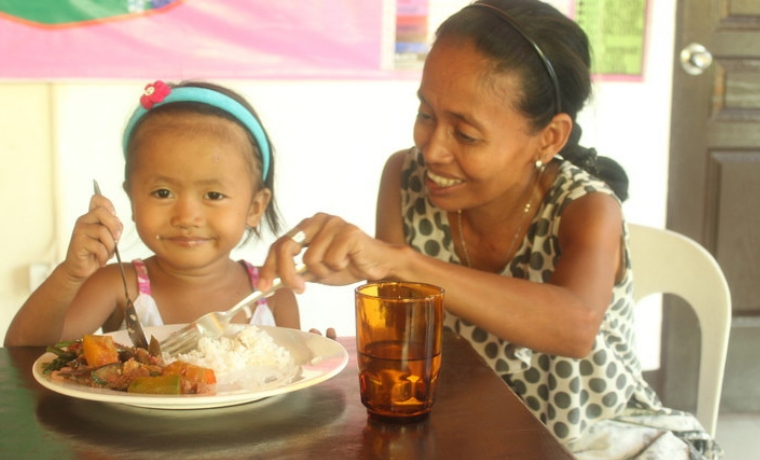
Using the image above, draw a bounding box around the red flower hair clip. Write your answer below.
[140,80,171,109]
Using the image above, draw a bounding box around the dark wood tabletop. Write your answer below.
[0,330,575,459]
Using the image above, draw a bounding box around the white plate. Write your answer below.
[32,324,349,410]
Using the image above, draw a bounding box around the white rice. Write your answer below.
[166,326,297,389]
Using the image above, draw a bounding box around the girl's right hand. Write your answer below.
[63,194,124,283]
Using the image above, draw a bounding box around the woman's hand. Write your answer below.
[62,193,124,283]
[259,213,398,292]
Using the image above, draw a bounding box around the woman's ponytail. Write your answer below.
[560,123,629,201]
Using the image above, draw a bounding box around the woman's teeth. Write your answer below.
[427,170,463,187]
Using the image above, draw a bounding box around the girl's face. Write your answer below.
[126,113,270,272]
[413,37,549,213]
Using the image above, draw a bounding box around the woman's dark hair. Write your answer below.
[435,0,629,201]
[124,80,282,237]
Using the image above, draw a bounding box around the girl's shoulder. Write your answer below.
[85,262,137,295]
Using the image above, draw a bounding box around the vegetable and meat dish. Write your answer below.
[42,334,216,395]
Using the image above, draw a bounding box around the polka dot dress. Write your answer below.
[399,148,721,458]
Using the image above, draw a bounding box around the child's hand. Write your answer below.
[63,194,124,283]
[309,327,337,340]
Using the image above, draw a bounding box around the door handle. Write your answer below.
[680,43,713,75]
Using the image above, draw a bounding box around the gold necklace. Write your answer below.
[456,167,544,269]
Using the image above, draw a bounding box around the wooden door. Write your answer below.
[664,0,760,412]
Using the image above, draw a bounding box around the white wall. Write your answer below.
[0,83,57,342]
[0,1,675,369]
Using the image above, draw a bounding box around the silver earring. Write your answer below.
[535,159,544,171]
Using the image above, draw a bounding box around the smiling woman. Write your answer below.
[257,1,721,459]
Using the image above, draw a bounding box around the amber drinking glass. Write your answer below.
[355,282,444,423]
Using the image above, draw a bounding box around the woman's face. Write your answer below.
[413,37,545,213]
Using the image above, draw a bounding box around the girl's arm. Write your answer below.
[4,194,123,346]
[269,288,300,330]
[61,265,130,340]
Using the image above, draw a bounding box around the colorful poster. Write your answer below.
[388,0,577,71]
[0,0,384,79]
[395,0,429,69]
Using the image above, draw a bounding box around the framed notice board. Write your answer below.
[575,0,649,79]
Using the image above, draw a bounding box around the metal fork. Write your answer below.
[159,263,307,356]
[93,180,149,349]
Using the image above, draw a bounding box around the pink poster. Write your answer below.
[0,0,385,79]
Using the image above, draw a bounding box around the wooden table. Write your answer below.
[0,331,575,459]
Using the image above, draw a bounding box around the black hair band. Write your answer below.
[469,1,562,115]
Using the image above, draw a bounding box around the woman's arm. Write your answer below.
[405,193,623,358]
[260,153,623,358]
[376,150,406,244]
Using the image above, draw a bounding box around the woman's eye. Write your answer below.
[206,191,225,201]
[456,130,477,143]
[153,189,171,199]
[416,111,432,121]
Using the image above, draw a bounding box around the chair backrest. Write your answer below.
[627,223,731,437]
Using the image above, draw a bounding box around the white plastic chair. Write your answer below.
[627,223,731,437]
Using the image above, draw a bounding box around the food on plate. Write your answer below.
[169,325,297,389]
[42,336,216,395]
[127,374,182,395]
[41,326,297,396]
[82,334,120,367]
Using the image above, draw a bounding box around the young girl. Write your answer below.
[5,80,299,346]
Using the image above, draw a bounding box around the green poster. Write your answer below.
[575,0,648,76]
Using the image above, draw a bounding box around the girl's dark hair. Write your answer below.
[436,0,629,201]
[124,80,282,237]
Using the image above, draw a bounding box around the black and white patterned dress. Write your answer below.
[400,148,722,459]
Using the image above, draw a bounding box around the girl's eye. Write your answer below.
[206,191,225,201]
[416,110,432,122]
[153,189,171,199]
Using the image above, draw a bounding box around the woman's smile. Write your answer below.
[426,170,464,189]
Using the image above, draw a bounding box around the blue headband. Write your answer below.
[122,82,271,181]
